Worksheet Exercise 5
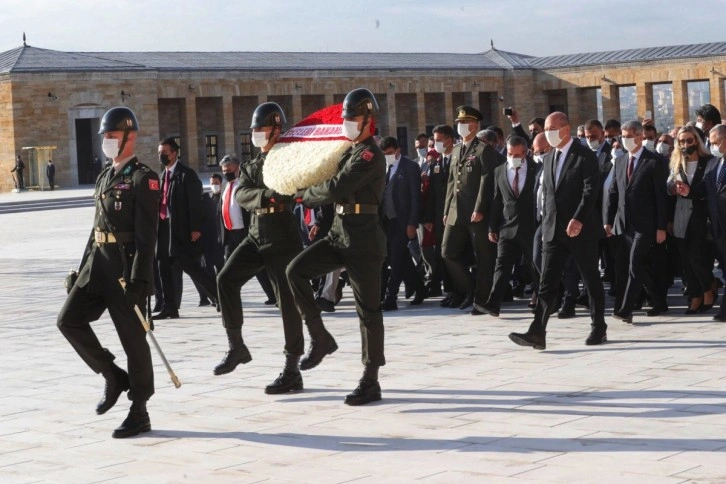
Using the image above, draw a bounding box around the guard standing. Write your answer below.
[286,88,386,405]
[57,106,160,438]
[442,106,499,314]
[214,102,307,395]
[11,155,25,189]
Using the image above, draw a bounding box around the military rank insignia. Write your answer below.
[361,150,374,162]
[149,179,159,190]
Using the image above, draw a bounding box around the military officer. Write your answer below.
[57,106,160,438]
[214,102,307,395]
[286,88,386,406]
[442,106,499,314]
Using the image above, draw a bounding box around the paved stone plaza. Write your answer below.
[2,190,726,483]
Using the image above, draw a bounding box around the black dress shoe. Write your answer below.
[713,313,726,322]
[585,330,607,346]
[153,308,179,320]
[265,370,303,394]
[557,306,576,319]
[96,366,130,415]
[439,295,452,307]
[512,286,525,299]
[508,331,546,350]
[213,344,252,375]
[299,330,338,371]
[112,403,151,439]
[381,299,398,311]
[448,293,465,309]
[575,294,590,308]
[612,310,633,324]
[315,296,336,313]
[198,299,211,307]
[152,302,163,313]
[409,289,426,306]
[344,379,382,406]
[478,302,500,317]
[264,298,277,306]
[470,307,485,315]
[458,293,474,310]
[646,306,668,317]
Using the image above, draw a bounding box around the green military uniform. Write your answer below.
[442,128,500,308]
[216,151,304,355]
[287,137,387,366]
[58,157,160,402]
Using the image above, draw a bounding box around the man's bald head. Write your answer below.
[545,112,569,129]
[532,132,550,153]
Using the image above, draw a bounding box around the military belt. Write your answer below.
[94,231,134,244]
[335,203,379,215]
[255,203,291,216]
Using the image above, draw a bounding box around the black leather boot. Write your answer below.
[265,355,304,394]
[96,363,130,415]
[344,365,382,406]
[213,328,252,375]
[112,400,151,439]
[299,319,338,371]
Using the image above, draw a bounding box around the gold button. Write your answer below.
[101,194,106,199]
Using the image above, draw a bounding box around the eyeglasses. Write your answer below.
[677,137,696,145]
[533,150,549,156]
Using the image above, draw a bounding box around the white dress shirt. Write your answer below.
[554,138,574,185]
[506,159,527,194]
[222,179,245,230]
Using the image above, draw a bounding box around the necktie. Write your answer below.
[386,165,392,184]
[627,156,635,182]
[443,156,449,171]
[553,150,561,185]
[718,162,726,186]
[159,169,171,220]
[512,167,520,198]
[304,207,313,226]
[222,181,234,230]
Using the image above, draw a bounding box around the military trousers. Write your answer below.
[442,220,496,306]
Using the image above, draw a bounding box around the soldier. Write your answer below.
[286,88,386,406]
[442,106,499,314]
[57,106,160,438]
[214,102,307,395]
[11,154,25,189]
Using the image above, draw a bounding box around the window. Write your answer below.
[172,136,182,160]
[205,134,218,166]
[396,126,409,156]
[239,131,259,160]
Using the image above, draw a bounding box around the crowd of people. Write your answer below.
[56,93,726,438]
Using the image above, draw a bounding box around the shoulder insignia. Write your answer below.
[148,179,160,190]
[361,150,374,162]
[124,177,132,184]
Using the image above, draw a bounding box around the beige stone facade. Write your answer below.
[1,45,726,192]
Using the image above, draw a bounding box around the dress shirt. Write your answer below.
[506,159,527,194]
[222,179,245,230]
[554,137,574,184]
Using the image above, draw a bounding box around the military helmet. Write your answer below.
[98,106,139,134]
[250,102,286,129]
[342,88,379,119]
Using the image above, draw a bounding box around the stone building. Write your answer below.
[1,41,725,191]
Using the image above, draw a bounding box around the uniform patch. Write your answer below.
[114,183,131,190]
[361,150,374,162]
[148,179,160,190]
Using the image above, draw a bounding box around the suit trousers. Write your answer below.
[487,233,536,311]
[384,218,425,301]
[562,255,582,308]
[153,255,182,310]
[715,235,726,317]
[287,239,385,366]
[57,282,154,402]
[533,233,606,334]
[217,238,304,355]
[621,232,665,313]
[223,228,276,302]
[610,235,628,311]
[442,221,496,305]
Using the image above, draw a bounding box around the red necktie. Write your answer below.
[512,167,520,198]
[304,207,313,226]
[627,156,635,182]
[222,181,234,230]
[159,169,170,220]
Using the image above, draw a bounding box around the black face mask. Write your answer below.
[159,153,170,166]
[224,172,236,182]
[680,145,697,156]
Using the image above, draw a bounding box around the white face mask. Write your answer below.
[710,145,723,158]
[210,184,222,194]
[621,137,638,153]
[643,139,655,151]
[544,128,563,148]
[251,131,268,148]
[696,121,704,131]
[417,148,427,158]
[656,143,671,157]
[457,122,472,139]
[102,137,120,159]
[342,120,361,141]
[611,149,624,160]
[587,139,601,151]
[507,157,523,169]
[534,154,546,164]
[434,141,446,154]
[384,154,397,166]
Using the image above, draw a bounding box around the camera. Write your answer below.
[503,107,513,116]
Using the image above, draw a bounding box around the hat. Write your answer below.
[455,105,483,123]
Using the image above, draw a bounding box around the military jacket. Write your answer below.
[76,157,160,295]
[303,137,386,258]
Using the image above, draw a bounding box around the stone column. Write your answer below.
[222,95,235,158]
[636,82,654,121]
[566,88,582,132]
[325,93,334,106]
[672,80,689,127]
[416,91,426,136]
[387,91,397,139]
[444,91,453,122]
[710,76,725,120]
[601,83,620,122]
[292,94,302,125]
[184,96,199,171]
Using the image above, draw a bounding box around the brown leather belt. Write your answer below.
[94,231,134,244]
[335,203,379,215]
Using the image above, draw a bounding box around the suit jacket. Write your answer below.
[670,155,716,238]
[384,156,421,227]
[424,153,450,225]
[513,124,532,145]
[541,139,602,242]
[489,158,538,240]
[606,148,668,237]
[444,137,499,226]
[697,157,726,239]
[596,143,613,228]
[159,161,205,257]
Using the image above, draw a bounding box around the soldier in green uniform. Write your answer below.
[286,88,386,406]
[57,107,160,438]
[442,106,500,314]
[214,102,307,395]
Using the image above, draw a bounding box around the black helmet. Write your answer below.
[98,106,139,134]
[250,102,286,129]
[342,88,378,119]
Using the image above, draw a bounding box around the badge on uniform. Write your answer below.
[114,183,131,190]
[148,179,159,190]
[361,150,374,162]
[434,166,440,174]
[114,201,122,211]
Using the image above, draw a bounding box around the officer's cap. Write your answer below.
[455,105,483,123]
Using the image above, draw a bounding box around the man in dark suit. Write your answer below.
[509,112,607,349]
[155,137,218,319]
[442,106,499,313]
[425,125,456,304]
[606,121,669,323]
[478,135,538,316]
[46,159,56,190]
[380,136,426,310]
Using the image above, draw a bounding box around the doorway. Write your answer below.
[75,118,95,184]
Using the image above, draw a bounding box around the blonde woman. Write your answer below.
[668,125,718,314]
